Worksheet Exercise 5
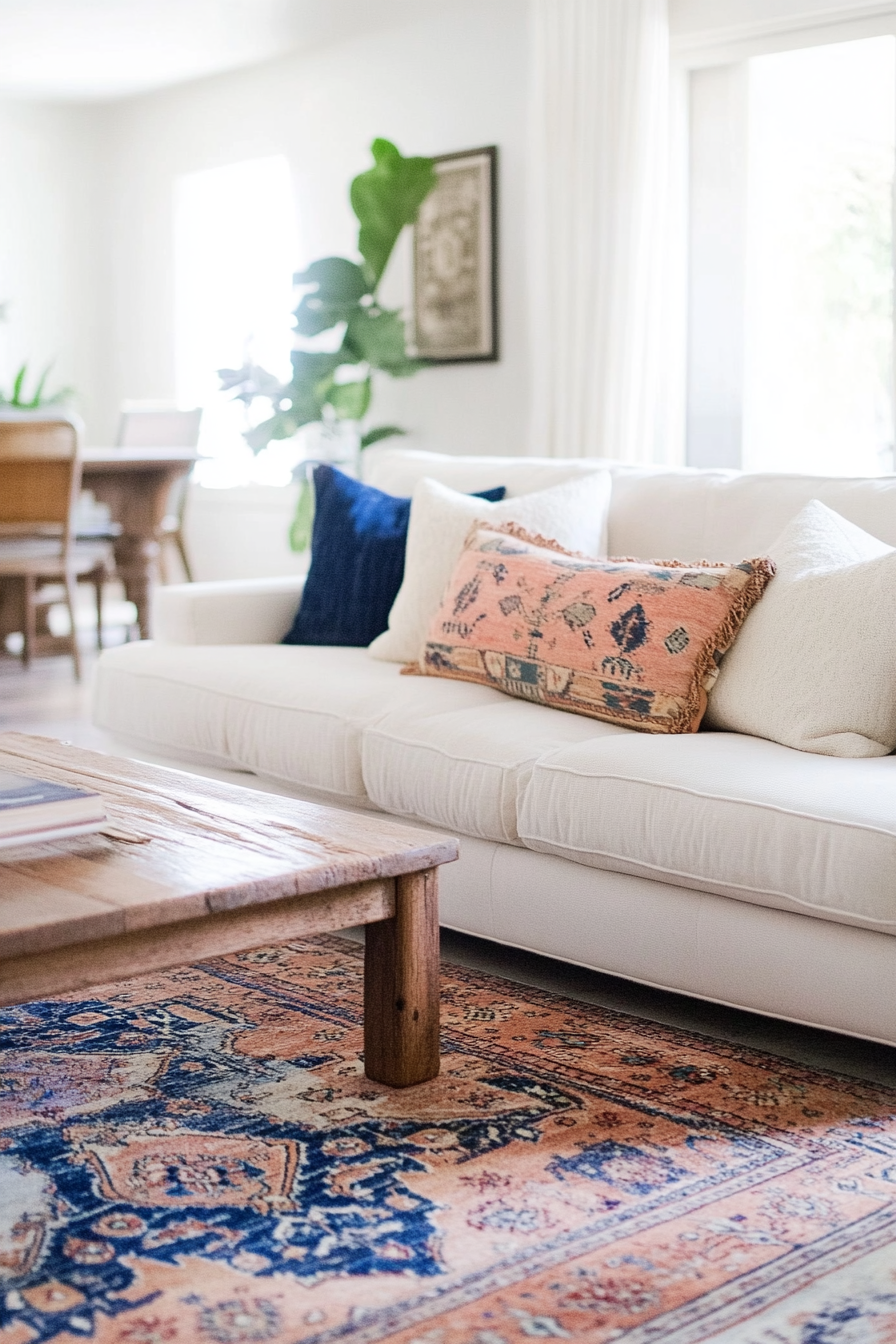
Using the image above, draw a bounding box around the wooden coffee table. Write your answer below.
[0,733,458,1088]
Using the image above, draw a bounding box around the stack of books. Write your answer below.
[0,771,107,848]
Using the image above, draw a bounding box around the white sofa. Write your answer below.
[93,449,896,1047]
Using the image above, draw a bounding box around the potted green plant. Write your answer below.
[0,361,74,410]
[218,138,437,550]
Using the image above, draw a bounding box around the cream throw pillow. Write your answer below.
[705,499,896,757]
[368,472,612,664]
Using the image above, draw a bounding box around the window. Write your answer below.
[687,35,895,475]
[174,155,298,486]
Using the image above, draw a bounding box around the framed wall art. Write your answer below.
[410,145,498,363]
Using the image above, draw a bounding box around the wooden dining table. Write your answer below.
[0,447,197,660]
[82,447,197,639]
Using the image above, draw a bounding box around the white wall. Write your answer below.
[1,0,886,457]
[92,0,530,457]
[0,100,102,429]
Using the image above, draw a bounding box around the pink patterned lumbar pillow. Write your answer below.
[414,524,776,733]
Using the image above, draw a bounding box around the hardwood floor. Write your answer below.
[0,645,115,749]
[0,647,90,727]
[3,641,896,1088]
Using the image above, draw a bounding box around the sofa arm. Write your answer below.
[152,575,305,645]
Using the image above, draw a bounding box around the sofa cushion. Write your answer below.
[363,446,615,498]
[608,466,896,559]
[365,450,896,557]
[705,501,896,758]
[369,472,612,664]
[93,642,503,804]
[518,729,896,930]
[154,576,307,646]
[363,700,627,843]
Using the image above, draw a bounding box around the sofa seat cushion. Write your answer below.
[363,700,628,843]
[518,729,896,931]
[93,642,504,804]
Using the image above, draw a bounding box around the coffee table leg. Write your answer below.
[364,867,440,1087]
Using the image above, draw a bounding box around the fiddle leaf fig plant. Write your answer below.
[218,139,437,458]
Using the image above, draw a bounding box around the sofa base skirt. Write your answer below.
[441,838,896,1049]
[99,736,896,1048]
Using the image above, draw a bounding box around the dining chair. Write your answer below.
[0,414,113,679]
[117,406,202,582]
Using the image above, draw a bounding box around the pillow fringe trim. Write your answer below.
[464,518,595,558]
[678,555,777,731]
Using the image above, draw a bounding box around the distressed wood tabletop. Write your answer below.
[0,732,457,960]
[0,734,457,1085]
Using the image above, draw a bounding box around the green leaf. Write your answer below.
[26,365,50,409]
[288,350,346,420]
[294,257,369,303]
[244,411,299,453]
[239,349,350,453]
[284,385,329,428]
[0,360,73,407]
[289,475,315,553]
[371,137,400,161]
[327,377,371,421]
[218,364,249,391]
[218,362,285,403]
[290,349,345,385]
[293,257,371,336]
[350,139,437,286]
[343,307,424,376]
[293,298,345,338]
[360,425,407,449]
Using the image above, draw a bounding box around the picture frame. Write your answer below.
[410,145,498,363]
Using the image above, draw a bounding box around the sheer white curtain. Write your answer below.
[530,0,672,462]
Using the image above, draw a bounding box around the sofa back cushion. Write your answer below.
[364,447,614,499]
[608,469,896,559]
[366,448,896,560]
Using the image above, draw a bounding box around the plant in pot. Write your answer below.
[0,305,75,410]
[218,138,437,551]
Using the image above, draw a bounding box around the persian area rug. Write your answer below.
[3,938,896,1344]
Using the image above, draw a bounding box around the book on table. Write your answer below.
[0,771,106,847]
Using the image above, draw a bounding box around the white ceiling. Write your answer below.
[0,0,438,102]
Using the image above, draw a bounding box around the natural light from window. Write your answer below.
[743,36,895,476]
[174,155,299,487]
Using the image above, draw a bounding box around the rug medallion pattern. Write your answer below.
[2,935,896,1343]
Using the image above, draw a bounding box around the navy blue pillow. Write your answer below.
[283,465,506,647]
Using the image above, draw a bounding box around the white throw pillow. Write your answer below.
[368,471,612,664]
[705,499,896,757]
